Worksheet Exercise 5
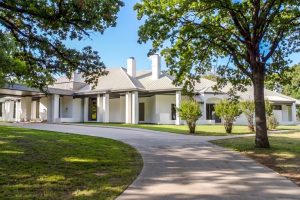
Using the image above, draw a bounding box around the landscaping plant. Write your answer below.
[265,100,278,130]
[215,100,242,134]
[240,100,255,132]
[178,99,202,134]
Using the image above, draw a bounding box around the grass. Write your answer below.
[211,132,300,186]
[0,125,142,200]
[83,123,254,136]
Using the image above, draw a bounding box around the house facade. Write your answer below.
[0,55,299,125]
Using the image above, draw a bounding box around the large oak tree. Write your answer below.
[0,0,123,89]
[135,0,300,148]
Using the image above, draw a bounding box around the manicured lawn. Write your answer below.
[84,123,252,136]
[0,126,142,200]
[211,132,300,186]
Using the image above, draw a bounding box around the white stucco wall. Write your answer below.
[109,98,124,123]
[152,94,176,124]
[40,97,48,121]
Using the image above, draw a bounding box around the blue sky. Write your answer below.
[67,1,300,71]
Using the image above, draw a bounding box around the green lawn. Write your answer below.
[84,123,253,136]
[211,132,300,186]
[0,126,142,200]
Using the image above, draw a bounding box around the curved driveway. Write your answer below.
[11,123,300,200]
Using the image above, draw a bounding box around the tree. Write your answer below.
[135,1,300,148]
[266,64,300,100]
[215,100,242,134]
[178,100,202,134]
[240,100,255,132]
[0,0,124,90]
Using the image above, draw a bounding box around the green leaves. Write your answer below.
[178,99,202,122]
[135,0,300,93]
[215,99,242,122]
[0,0,123,89]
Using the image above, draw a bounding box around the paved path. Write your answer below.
[8,123,300,200]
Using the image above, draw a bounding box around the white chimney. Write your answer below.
[127,57,136,77]
[150,54,161,80]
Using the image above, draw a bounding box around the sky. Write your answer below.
[66,1,300,71]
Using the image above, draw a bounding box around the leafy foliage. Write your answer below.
[265,100,274,117]
[240,100,255,132]
[215,100,242,134]
[267,115,279,130]
[266,64,300,100]
[0,0,124,89]
[135,0,300,148]
[178,99,202,134]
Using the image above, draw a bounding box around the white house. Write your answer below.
[0,55,299,125]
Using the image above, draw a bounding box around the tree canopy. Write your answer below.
[0,0,124,89]
[135,0,300,148]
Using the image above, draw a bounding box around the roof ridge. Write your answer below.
[120,67,142,89]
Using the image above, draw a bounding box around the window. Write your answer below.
[273,105,282,110]
[89,98,97,121]
[206,103,221,123]
[206,104,215,120]
[13,101,16,119]
[139,103,145,121]
[36,100,40,119]
[171,104,176,120]
[0,102,2,117]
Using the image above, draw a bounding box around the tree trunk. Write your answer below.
[253,71,270,148]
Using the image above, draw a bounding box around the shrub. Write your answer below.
[178,100,202,134]
[265,100,277,130]
[267,115,279,130]
[240,100,255,132]
[265,100,273,118]
[215,100,242,134]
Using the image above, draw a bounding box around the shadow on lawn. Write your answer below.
[0,126,142,200]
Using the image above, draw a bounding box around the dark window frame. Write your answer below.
[171,104,176,120]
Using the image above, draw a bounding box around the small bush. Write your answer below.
[215,100,242,134]
[267,115,279,130]
[178,100,202,134]
[240,100,255,132]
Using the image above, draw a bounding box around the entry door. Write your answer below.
[139,103,145,122]
[89,98,97,121]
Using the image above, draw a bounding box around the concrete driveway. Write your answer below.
[9,123,300,200]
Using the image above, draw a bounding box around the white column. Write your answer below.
[103,93,109,123]
[97,94,102,122]
[53,94,60,123]
[125,92,132,124]
[132,91,139,124]
[203,100,207,121]
[20,97,32,122]
[292,102,297,123]
[176,91,182,125]
[16,100,21,122]
[83,97,89,122]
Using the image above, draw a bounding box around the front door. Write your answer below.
[89,98,97,121]
[139,103,145,122]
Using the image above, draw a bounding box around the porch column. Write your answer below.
[16,100,21,122]
[102,93,109,123]
[203,100,207,121]
[20,97,32,122]
[97,94,102,122]
[292,102,297,123]
[83,97,89,122]
[53,94,60,123]
[176,90,182,125]
[125,92,132,124]
[132,91,139,124]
